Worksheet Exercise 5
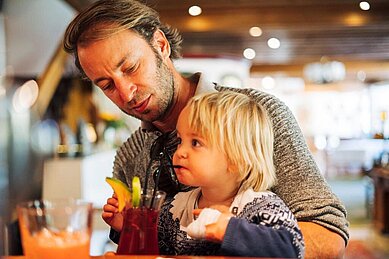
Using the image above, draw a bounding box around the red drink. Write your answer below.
[117,207,160,255]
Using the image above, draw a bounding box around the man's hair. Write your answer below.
[63,0,182,78]
[185,91,276,192]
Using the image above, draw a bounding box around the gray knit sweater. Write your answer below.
[112,84,349,243]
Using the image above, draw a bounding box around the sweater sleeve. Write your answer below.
[112,127,147,185]
[108,127,148,244]
[216,86,349,243]
[221,218,302,258]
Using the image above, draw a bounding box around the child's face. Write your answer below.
[173,106,233,188]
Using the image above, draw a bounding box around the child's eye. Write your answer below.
[191,139,200,147]
[176,137,182,145]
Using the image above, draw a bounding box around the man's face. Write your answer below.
[77,29,174,123]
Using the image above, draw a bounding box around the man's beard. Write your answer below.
[122,52,175,123]
[153,61,175,122]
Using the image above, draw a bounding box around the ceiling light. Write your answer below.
[188,6,202,16]
[249,27,262,37]
[267,38,281,49]
[359,1,370,11]
[243,48,256,60]
[262,76,275,89]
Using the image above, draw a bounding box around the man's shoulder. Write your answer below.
[215,85,277,100]
[214,85,288,113]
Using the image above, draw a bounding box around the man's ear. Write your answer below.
[152,29,171,60]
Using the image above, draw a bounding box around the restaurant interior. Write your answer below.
[1,0,389,257]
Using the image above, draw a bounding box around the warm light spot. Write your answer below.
[249,27,262,37]
[314,135,327,150]
[357,70,366,81]
[12,80,39,113]
[186,17,212,31]
[262,76,275,89]
[86,123,98,143]
[243,48,256,60]
[344,14,365,26]
[359,1,370,11]
[188,5,202,16]
[30,119,60,155]
[267,38,281,49]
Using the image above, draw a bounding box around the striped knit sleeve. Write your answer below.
[112,127,147,186]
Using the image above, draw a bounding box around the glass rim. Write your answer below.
[17,198,93,209]
[142,189,166,196]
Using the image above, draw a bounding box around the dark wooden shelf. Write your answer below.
[371,167,389,234]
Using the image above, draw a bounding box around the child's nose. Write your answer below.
[174,145,188,159]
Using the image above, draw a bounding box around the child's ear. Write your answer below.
[227,163,238,174]
[152,29,171,60]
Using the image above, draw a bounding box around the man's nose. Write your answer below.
[116,80,137,103]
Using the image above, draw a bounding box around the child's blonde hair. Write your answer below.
[186,91,276,191]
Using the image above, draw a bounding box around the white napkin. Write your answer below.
[186,208,221,239]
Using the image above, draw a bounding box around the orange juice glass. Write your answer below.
[17,199,93,259]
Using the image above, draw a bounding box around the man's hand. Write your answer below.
[102,193,124,232]
[193,205,233,243]
[299,222,346,259]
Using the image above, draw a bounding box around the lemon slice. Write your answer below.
[132,176,142,208]
[105,177,131,212]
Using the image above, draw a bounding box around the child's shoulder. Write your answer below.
[173,187,201,203]
[164,188,201,227]
[232,188,287,214]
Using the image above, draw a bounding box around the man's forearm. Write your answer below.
[298,222,345,259]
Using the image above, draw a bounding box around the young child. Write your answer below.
[158,91,305,258]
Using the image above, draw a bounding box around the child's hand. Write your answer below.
[102,193,124,232]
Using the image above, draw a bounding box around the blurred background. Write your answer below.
[1,0,389,257]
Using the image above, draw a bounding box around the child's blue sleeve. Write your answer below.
[221,217,304,258]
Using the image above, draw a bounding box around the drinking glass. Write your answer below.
[17,199,93,259]
[117,190,166,255]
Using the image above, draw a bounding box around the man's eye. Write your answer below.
[101,83,114,92]
[124,65,137,74]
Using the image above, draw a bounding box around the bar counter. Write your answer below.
[3,256,274,259]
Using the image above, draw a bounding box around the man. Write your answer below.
[63,0,348,258]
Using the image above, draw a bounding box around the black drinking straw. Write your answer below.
[163,148,179,190]
[144,135,165,208]
[142,159,154,206]
[150,167,161,208]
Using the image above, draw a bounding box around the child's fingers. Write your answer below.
[103,203,118,213]
[106,197,119,207]
[101,211,114,219]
